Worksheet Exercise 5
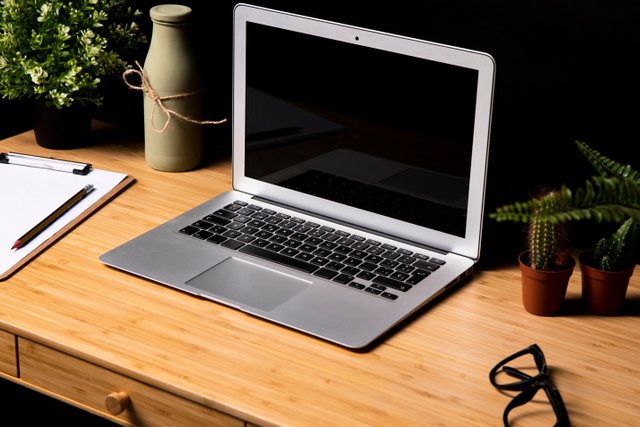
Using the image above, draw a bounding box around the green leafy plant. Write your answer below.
[0,0,146,109]
[491,141,640,271]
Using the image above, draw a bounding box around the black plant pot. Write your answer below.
[34,102,92,149]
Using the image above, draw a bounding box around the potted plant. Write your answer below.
[572,141,640,314]
[579,218,638,315]
[490,140,640,315]
[494,188,575,315]
[0,0,146,148]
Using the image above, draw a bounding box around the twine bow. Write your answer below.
[123,61,227,133]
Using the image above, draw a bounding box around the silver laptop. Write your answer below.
[100,3,495,349]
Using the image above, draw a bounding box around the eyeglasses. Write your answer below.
[489,344,570,427]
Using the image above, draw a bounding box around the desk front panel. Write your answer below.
[19,338,244,427]
[0,329,17,377]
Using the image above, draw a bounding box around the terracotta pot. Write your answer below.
[579,251,635,315]
[518,251,575,316]
[34,102,92,149]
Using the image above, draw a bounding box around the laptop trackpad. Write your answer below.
[186,257,310,311]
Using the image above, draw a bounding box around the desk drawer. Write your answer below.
[0,329,17,377]
[18,339,243,427]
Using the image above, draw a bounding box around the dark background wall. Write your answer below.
[2,1,639,265]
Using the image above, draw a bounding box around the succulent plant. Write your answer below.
[526,190,568,271]
[589,218,639,271]
[490,141,640,271]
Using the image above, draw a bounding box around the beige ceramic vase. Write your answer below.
[143,4,203,172]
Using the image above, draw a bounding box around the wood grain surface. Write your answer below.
[0,124,638,426]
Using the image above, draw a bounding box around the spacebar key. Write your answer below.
[238,245,319,274]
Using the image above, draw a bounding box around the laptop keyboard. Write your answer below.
[178,200,446,301]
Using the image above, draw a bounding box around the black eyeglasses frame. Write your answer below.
[489,344,570,427]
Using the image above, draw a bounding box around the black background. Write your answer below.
[2,0,639,266]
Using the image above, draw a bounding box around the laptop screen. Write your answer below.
[243,21,479,238]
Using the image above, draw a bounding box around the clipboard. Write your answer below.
[0,152,135,281]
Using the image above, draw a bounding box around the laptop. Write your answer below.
[100,3,495,349]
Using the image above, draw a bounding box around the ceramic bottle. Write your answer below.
[143,4,203,171]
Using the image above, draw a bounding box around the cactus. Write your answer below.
[527,190,568,270]
[591,218,639,271]
[490,141,640,271]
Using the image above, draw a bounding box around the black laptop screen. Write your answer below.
[244,22,479,237]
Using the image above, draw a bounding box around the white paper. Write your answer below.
[1,164,127,278]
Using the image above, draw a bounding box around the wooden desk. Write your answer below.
[0,125,639,426]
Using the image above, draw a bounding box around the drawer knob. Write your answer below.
[105,391,131,415]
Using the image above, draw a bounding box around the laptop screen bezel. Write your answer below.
[232,3,495,261]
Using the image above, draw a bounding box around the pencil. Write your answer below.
[11,184,94,250]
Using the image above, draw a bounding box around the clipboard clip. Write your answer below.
[0,152,92,175]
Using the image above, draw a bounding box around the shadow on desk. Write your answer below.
[0,378,117,426]
[562,296,640,317]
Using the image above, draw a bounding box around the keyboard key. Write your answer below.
[333,274,353,284]
[204,215,231,226]
[179,225,199,235]
[310,257,329,266]
[265,243,285,252]
[281,247,300,257]
[207,235,227,244]
[326,261,345,271]
[414,260,441,271]
[396,264,415,274]
[237,234,256,243]
[343,258,362,267]
[214,209,237,219]
[252,238,270,247]
[341,266,360,276]
[224,203,242,212]
[352,242,370,250]
[359,262,378,272]
[380,292,398,300]
[398,255,416,264]
[381,250,401,260]
[239,244,319,273]
[193,220,214,229]
[407,270,430,285]
[222,230,242,238]
[314,268,338,279]
[295,252,314,262]
[226,222,245,230]
[221,239,244,250]
[366,246,384,255]
[193,230,213,240]
[372,276,412,292]
[356,271,375,281]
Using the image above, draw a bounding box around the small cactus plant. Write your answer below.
[527,191,569,271]
[490,140,640,271]
[589,218,639,271]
